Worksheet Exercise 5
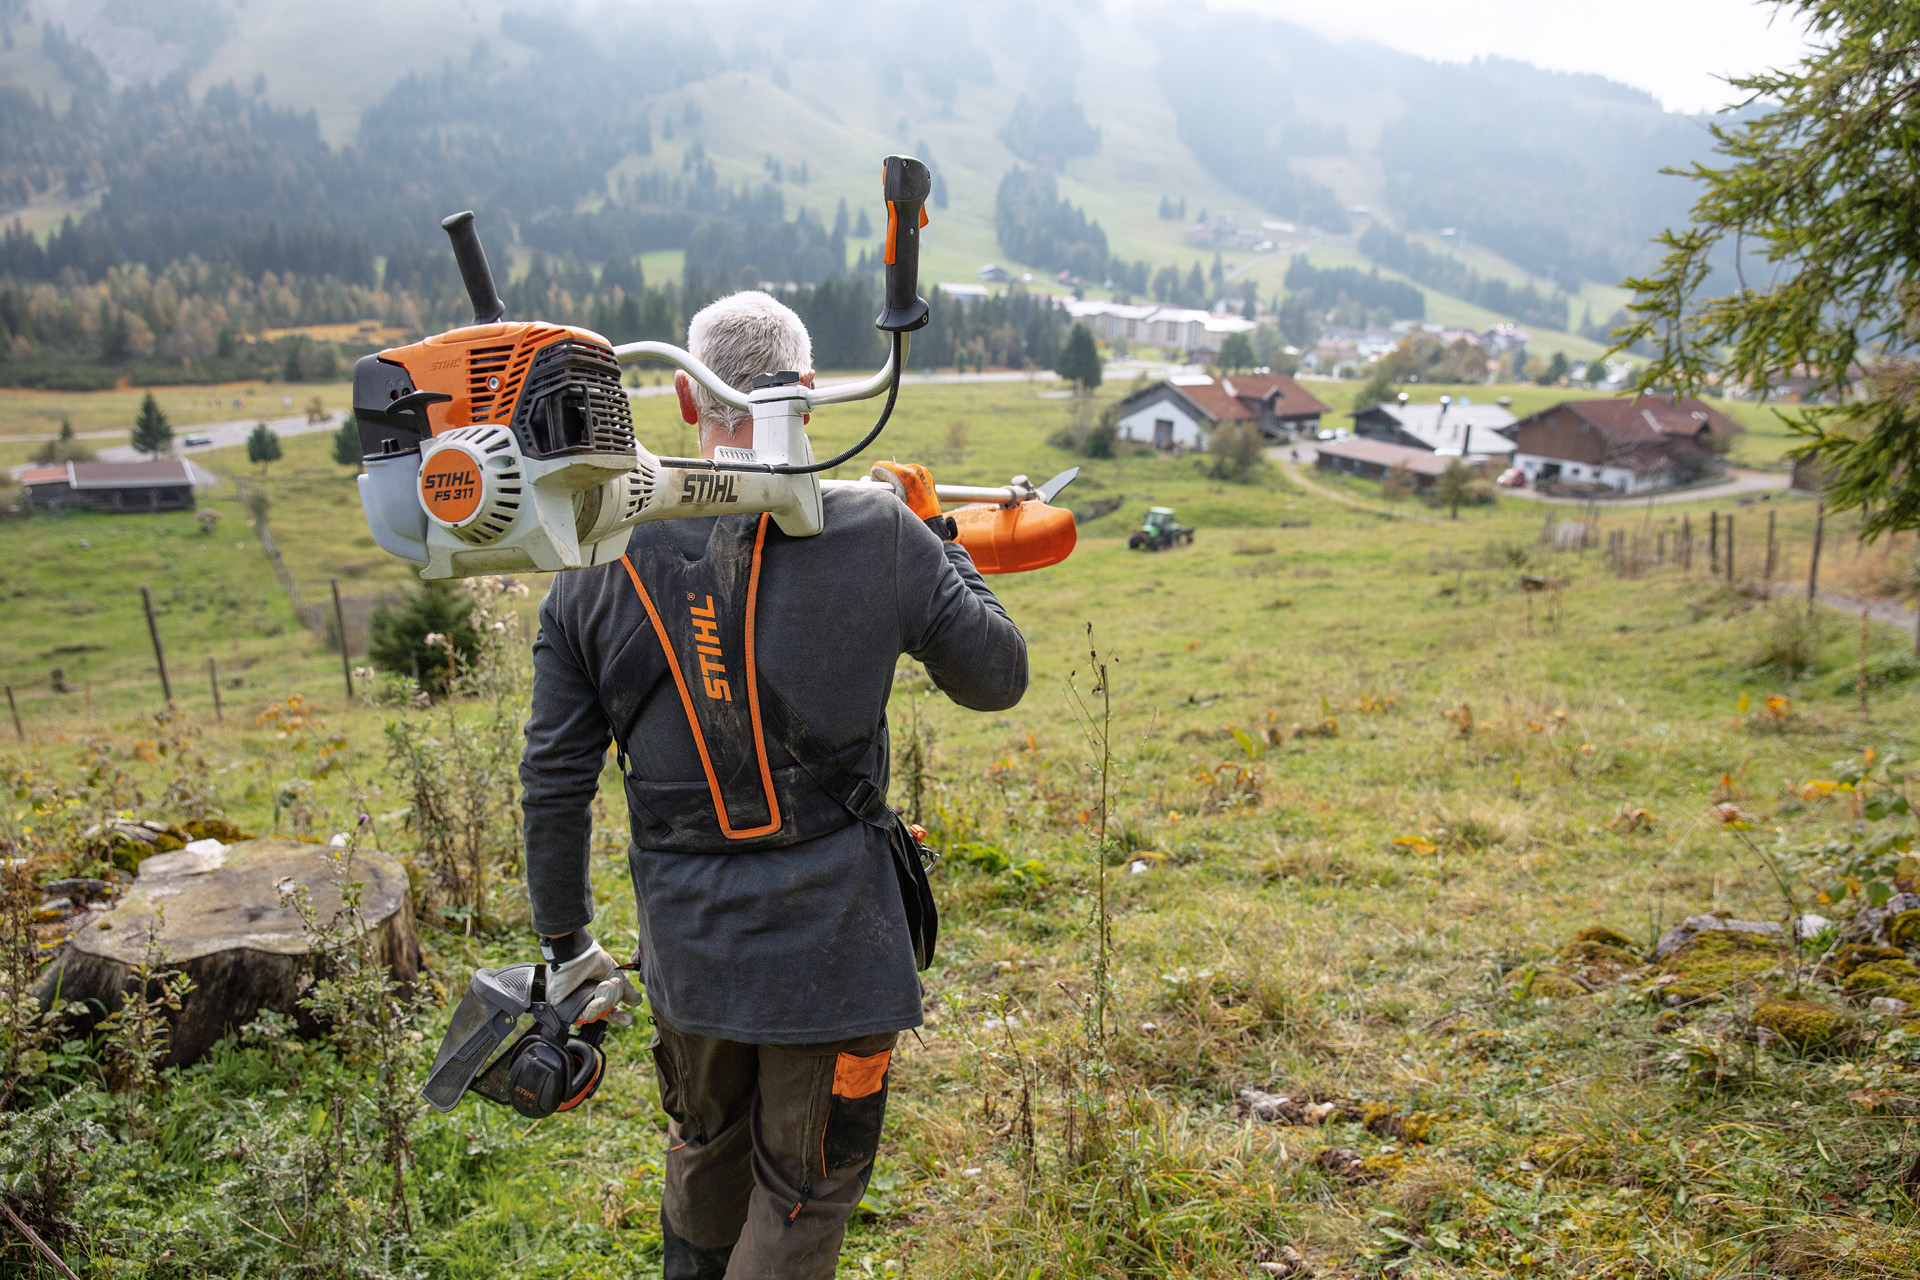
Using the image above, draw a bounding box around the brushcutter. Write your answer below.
[353,155,1076,581]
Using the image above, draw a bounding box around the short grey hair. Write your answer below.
[685,291,813,432]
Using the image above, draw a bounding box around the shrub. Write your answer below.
[1748,604,1822,680]
[1208,421,1263,480]
[368,581,481,699]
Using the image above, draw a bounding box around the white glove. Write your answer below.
[545,941,644,1028]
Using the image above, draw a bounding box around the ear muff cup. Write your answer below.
[554,1039,604,1113]
[508,1038,605,1119]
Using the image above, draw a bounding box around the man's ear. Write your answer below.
[674,370,700,425]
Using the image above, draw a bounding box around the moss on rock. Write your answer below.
[1887,909,1920,949]
[1829,944,1908,978]
[1751,1000,1851,1050]
[1526,970,1590,999]
[1842,962,1920,1005]
[1657,928,1789,1005]
[1563,925,1638,953]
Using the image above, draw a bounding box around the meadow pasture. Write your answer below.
[1,377,1918,1278]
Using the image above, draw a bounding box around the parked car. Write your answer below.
[1497,467,1526,488]
[183,434,214,448]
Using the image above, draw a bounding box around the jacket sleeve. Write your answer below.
[898,511,1029,712]
[519,577,610,936]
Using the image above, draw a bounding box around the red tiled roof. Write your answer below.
[1220,374,1330,419]
[18,466,67,485]
[1536,397,1743,448]
[1173,380,1258,422]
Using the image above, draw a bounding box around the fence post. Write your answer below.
[1808,498,1825,616]
[140,586,173,704]
[1681,514,1691,571]
[1765,508,1777,585]
[1725,515,1735,584]
[331,578,354,700]
[208,656,223,722]
[4,686,20,741]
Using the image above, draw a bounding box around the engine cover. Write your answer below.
[419,427,525,545]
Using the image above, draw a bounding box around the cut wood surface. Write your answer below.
[35,838,420,1067]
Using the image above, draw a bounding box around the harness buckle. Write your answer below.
[845,778,881,817]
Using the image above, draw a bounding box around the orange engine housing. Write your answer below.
[951,499,1077,574]
[352,322,635,464]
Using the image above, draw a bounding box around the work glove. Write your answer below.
[870,460,941,521]
[545,939,644,1028]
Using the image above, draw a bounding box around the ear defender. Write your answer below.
[507,1037,605,1119]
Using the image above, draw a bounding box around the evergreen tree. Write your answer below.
[1056,323,1102,391]
[1210,252,1226,294]
[247,422,282,473]
[332,416,362,466]
[1619,0,1920,535]
[853,208,872,238]
[368,580,482,701]
[1536,351,1571,386]
[1242,280,1259,319]
[130,392,172,458]
[1183,262,1206,307]
[34,417,95,464]
[1217,331,1255,371]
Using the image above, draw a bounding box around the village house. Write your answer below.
[1349,398,1519,462]
[1313,438,1452,491]
[1509,397,1743,495]
[21,459,202,513]
[1114,374,1329,449]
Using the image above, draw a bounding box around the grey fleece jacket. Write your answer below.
[519,485,1028,1042]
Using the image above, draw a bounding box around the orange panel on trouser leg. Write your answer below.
[832,1049,891,1099]
[951,499,1077,574]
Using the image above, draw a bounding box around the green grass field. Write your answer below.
[3,378,1919,1277]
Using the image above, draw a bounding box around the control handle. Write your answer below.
[441,211,507,326]
[875,156,931,333]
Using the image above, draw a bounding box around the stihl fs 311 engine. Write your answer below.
[354,155,1077,581]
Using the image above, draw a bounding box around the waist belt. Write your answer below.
[614,513,890,854]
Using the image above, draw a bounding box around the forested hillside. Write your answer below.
[0,0,1737,386]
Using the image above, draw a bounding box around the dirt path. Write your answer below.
[1270,452,1434,522]
[1803,586,1920,636]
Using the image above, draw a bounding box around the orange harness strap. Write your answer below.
[619,514,782,840]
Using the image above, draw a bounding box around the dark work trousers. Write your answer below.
[651,1012,898,1280]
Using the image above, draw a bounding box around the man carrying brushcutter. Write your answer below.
[517,290,1029,1279]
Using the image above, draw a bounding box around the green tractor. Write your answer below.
[1128,506,1195,551]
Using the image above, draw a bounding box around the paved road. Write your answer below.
[1497,468,1789,507]
[92,412,341,463]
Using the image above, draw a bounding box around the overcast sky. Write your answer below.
[1196,0,1812,114]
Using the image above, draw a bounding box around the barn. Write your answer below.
[1510,398,1742,495]
[22,460,202,513]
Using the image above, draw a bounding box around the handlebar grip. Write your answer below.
[875,156,931,333]
[441,211,507,326]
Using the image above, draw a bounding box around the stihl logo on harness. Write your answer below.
[689,594,731,701]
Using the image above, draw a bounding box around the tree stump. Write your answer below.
[35,838,421,1069]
